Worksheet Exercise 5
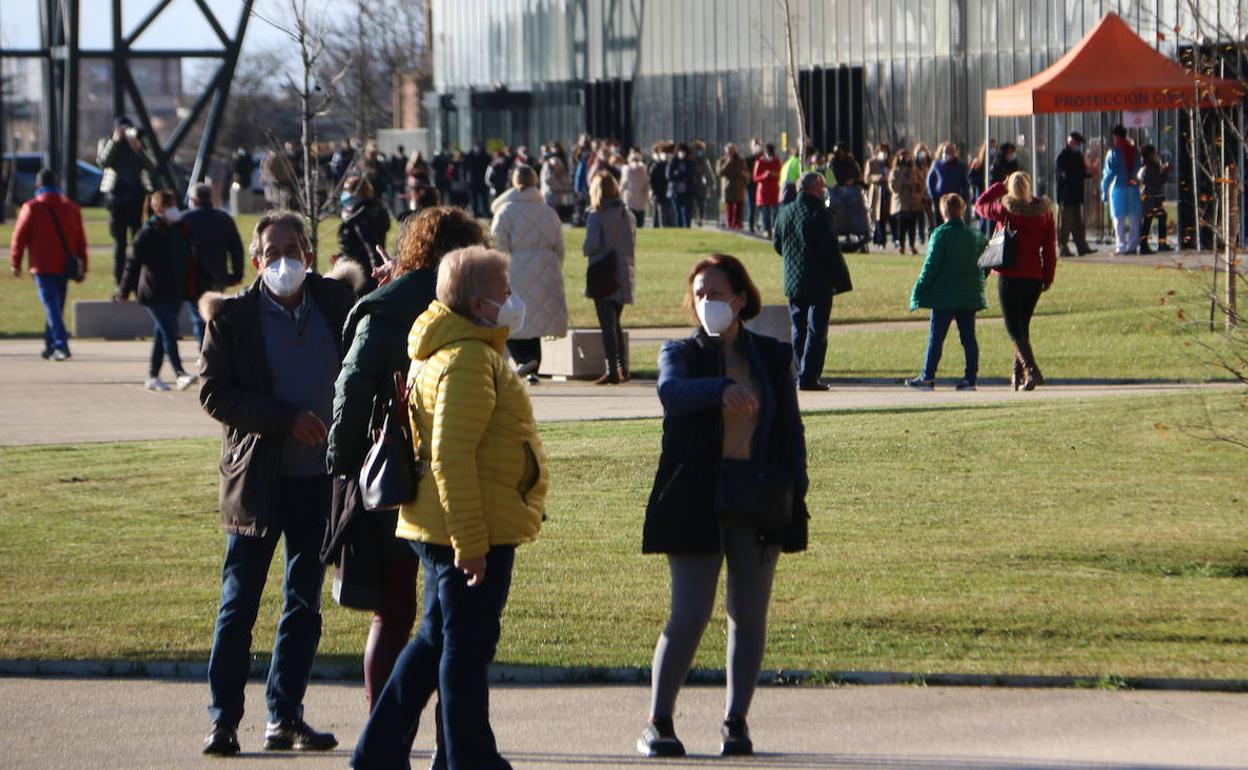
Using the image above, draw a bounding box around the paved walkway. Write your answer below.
[0,338,1231,447]
[1,678,1244,769]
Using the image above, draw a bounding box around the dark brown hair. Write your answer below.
[142,189,177,221]
[394,206,487,276]
[682,253,762,324]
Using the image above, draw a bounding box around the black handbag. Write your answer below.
[44,206,85,281]
[713,458,794,532]
[978,221,1018,270]
[586,248,619,299]
[358,372,421,512]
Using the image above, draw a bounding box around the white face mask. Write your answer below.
[262,256,307,297]
[485,294,526,331]
[877,152,888,161]
[696,299,736,337]
[162,207,182,224]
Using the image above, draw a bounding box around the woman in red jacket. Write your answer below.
[974,171,1056,390]
[752,144,782,239]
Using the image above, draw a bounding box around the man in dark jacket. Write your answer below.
[773,172,853,391]
[463,142,492,217]
[197,210,356,758]
[926,144,971,224]
[9,169,89,360]
[183,183,245,292]
[1054,132,1096,256]
[97,115,155,285]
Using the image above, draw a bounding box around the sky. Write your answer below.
[1,0,333,94]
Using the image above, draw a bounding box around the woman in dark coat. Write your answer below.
[638,254,809,760]
[665,143,695,228]
[325,206,486,717]
[116,189,203,392]
[337,175,392,296]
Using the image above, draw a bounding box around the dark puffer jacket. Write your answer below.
[642,329,809,555]
[120,217,205,305]
[772,193,853,302]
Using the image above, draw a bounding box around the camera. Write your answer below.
[125,126,140,140]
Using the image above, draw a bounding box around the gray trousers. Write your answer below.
[650,527,781,720]
[1058,204,1091,252]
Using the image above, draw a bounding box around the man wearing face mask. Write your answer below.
[1054,132,1096,256]
[773,173,854,391]
[196,210,358,757]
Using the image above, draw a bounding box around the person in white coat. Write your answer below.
[620,150,651,228]
[491,164,568,383]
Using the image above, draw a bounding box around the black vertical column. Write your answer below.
[62,0,79,196]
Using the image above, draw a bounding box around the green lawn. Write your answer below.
[1,394,1245,679]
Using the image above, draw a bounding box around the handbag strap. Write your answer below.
[43,204,74,259]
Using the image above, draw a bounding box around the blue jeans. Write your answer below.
[186,298,206,348]
[746,189,757,231]
[921,310,979,383]
[207,475,331,727]
[670,196,692,228]
[144,302,186,378]
[352,542,516,770]
[760,204,778,232]
[789,297,834,385]
[34,273,70,354]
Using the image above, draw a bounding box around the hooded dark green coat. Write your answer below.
[772,193,853,303]
[327,267,438,475]
[909,220,988,312]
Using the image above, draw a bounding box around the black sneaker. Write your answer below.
[263,718,338,751]
[955,378,977,391]
[904,376,935,390]
[637,717,685,757]
[721,715,753,756]
[40,349,53,360]
[798,380,832,392]
[203,722,240,756]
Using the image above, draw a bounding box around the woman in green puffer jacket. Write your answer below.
[905,193,988,391]
[323,206,485,714]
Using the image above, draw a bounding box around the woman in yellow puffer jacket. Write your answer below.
[352,245,547,770]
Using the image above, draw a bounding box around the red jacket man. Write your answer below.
[10,169,89,360]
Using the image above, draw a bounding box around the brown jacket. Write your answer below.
[716,154,749,203]
[198,268,358,536]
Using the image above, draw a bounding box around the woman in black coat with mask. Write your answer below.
[637,253,809,760]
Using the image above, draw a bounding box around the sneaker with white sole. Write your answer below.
[144,377,171,392]
[176,373,198,391]
[904,376,935,390]
[50,349,70,361]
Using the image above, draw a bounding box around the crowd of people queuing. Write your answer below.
[13,114,1188,766]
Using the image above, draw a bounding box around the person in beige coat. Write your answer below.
[716,144,750,230]
[888,149,926,255]
[490,164,568,383]
[865,141,893,247]
[620,150,651,227]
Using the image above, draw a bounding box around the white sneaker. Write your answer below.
[144,377,171,392]
[176,373,198,391]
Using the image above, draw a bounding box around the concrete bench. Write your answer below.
[73,300,196,339]
[744,304,791,342]
[539,329,631,380]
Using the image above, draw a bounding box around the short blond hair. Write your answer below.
[589,171,620,211]
[1006,171,1033,202]
[939,193,965,221]
[436,246,509,317]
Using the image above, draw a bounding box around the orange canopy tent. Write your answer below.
[982,12,1245,251]
[985,12,1242,117]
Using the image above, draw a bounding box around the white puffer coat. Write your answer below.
[490,186,568,340]
[620,161,651,212]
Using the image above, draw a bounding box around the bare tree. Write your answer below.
[253,0,348,265]
[778,0,808,156]
[323,0,428,140]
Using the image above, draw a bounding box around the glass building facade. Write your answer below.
[430,1,1243,206]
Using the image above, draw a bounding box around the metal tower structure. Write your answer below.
[0,0,253,196]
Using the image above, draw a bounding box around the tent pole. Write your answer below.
[1031,114,1038,185]
[984,112,990,194]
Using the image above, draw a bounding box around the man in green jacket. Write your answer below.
[772,172,853,391]
[906,194,988,390]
